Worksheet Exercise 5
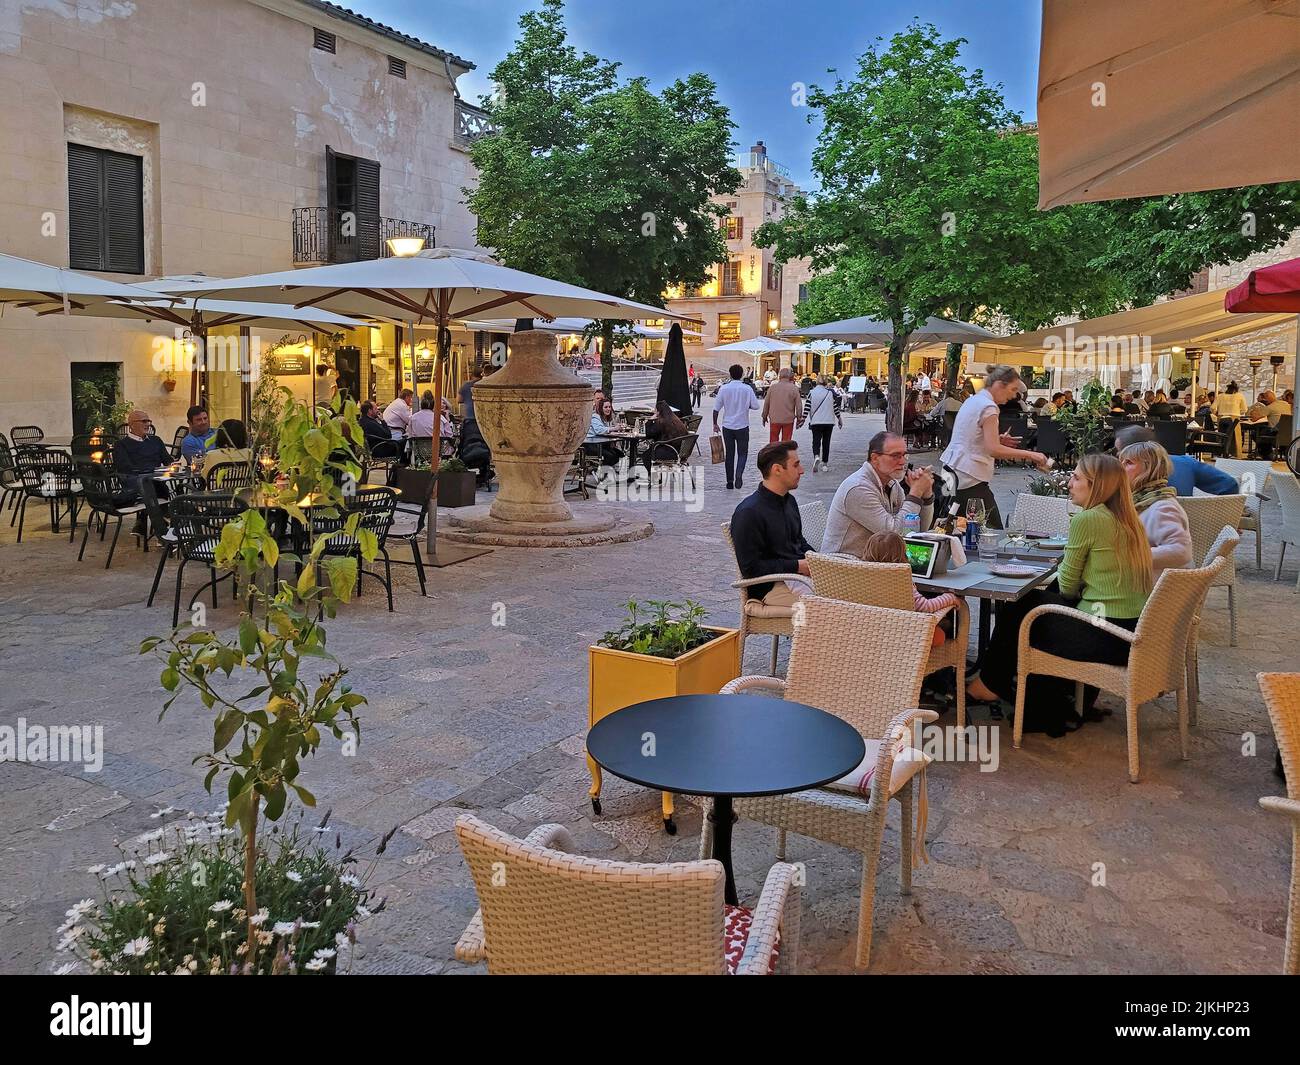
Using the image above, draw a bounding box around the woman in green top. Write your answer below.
[967,453,1152,734]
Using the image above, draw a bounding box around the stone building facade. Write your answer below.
[0,0,485,436]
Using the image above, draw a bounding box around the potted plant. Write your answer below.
[436,456,478,508]
[1048,378,1112,458]
[586,600,741,832]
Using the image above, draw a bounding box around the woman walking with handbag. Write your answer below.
[803,375,843,472]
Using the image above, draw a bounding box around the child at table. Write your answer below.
[863,531,958,647]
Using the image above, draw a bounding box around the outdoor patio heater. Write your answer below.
[1208,350,1227,394]
[1248,355,1264,402]
[1271,354,1287,394]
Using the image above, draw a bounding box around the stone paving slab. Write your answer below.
[1,400,1296,974]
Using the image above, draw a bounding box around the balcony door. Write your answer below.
[326,146,380,262]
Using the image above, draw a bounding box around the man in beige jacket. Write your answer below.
[761,367,804,443]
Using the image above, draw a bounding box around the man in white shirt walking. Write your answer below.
[713,364,761,490]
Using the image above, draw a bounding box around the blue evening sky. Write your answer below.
[362,0,1042,190]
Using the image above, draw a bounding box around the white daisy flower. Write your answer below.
[272,922,297,937]
[66,899,96,920]
[138,829,165,844]
[312,947,336,960]
[120,937,151,957]
[304,958,328,971]
[339,874,360,888]
[285,870,302,883]
[298,921,320,929]
[248,908,269,927]
[87,864,106,875]
[142,852,172,867]
[355,904,371,918]
[209,900,234,913]
[53,962,78,975]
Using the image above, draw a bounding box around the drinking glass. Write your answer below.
[965,497,986,527]
[978,528,1000,563]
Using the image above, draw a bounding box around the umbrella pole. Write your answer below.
[424,306,490,568]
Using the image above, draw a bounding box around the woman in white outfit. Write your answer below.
[1118,440,1193,581]
[803,375,843,472]
[938,364,1048,527]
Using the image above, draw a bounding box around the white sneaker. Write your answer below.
[812,458,822,473]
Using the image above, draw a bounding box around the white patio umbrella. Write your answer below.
[0,251,175,312]
[171,248,696,565]
[708,335,808,353]
[780,315,999,346]
[34,276,364,406]
[465,317,701,340]
[1037,0,1300,208]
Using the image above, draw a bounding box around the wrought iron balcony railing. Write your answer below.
[292,207,436,264]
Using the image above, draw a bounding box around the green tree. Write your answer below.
[466,0,739,399]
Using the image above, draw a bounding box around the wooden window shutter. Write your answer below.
[67,144,103,271]
[354,157,380,260]
[103,151,144,273]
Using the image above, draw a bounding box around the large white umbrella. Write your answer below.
[780,315,999,345]
[1037,0,1300,208]
[0,251,175,311]
[171,248,694,564]
[464,317,702,340]
[708,335,808,353]
[33,276,364,405]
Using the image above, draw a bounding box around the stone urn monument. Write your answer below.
[443,329,654,547]
[472,329,591,523]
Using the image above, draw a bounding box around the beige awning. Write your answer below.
[982,287,1296,363]
[1037,0,1300,208]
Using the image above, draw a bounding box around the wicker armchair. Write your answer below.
[1214,458,1274,570]
[1257,672,1300,975]
[1013,556,1227,783]
[1009,493,1072,538]
[454,814,800,974]
[1177,494,1246,646]
[721,500,823,675]
[1186,526,1241,726]
[1274,473,1300,591]
[707,596,937,969]
[806,551,970,726]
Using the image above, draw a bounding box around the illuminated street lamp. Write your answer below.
[386,236,427,257]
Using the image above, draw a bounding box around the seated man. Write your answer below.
[729,440,812,611]
[382,389,415,439]
[359,400,401,459]
[1115,425,1237,496]
[179,405,218,463]
[822,431,935,557]
[112,410,173,499]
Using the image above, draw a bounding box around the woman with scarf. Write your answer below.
[1118,440,1193,580]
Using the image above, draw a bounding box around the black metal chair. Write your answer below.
[386,468,435,596]
[310,487,398,610]
[1186,427,1227,460]
[408,436,436,467]
[1034,418,1069,462]
[169,426,188,459]
[13,447,80,543]
[205,461,255,492]
[10,425,44,447]
[1151,418,1187,456]
[1257,414,1292,461]
[564,447,591,499]
[0,433,22,519]
[76,465,145,569]
[140,472,210,607]
[167,494,247,627]
[644,433,698,483]
[70,432,113,464]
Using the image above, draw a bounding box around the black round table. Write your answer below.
[586,694,865,905]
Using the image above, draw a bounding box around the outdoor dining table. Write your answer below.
[588,430,651,477]
[585,693,864,906]
[915,545,1061,659]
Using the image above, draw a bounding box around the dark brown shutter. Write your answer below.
[67,144,103,270]
[103,151,143,273]
[325,145,339,261]
[355,157,380,260]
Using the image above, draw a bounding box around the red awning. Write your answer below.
[1225,256,1300,313]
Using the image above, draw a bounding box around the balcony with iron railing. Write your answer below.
[292,208,436,265]
[454,98,494,148]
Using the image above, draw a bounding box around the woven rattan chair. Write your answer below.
[1273,473,1300,591]
[799,498,828,551]
[1214,458,1274,570]
[1186,526,1240,726]
[1257,672,1300,975]
[722,521,812,675]
[708,596,936,969]
[807,551,970,726]
[1013,556,1226,783]
[454,814,800,975]
[1009,493,1072,538]
[1177,494,1246,645]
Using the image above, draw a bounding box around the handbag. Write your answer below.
[709,434,725,464]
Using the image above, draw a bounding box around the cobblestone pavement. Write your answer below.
[1,401,1296,974]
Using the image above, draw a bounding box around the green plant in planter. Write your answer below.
[140,388,377,970]
[598,599,714,659]
[73,373,132,434]
[438,457,468,474]
[1048,378,1112,458]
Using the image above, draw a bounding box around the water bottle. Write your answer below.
[902,509,920,537]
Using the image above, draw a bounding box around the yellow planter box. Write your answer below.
[587,627,741,832]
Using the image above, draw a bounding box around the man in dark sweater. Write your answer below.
[729,440,811,609]
[112,410,173,498]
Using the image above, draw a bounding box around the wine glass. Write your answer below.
[965,497,986,527]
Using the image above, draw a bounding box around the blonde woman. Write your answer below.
[967,454,1153,733]
[1118,439,1193,580]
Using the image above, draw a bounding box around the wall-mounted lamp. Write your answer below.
[386,236,426,257]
